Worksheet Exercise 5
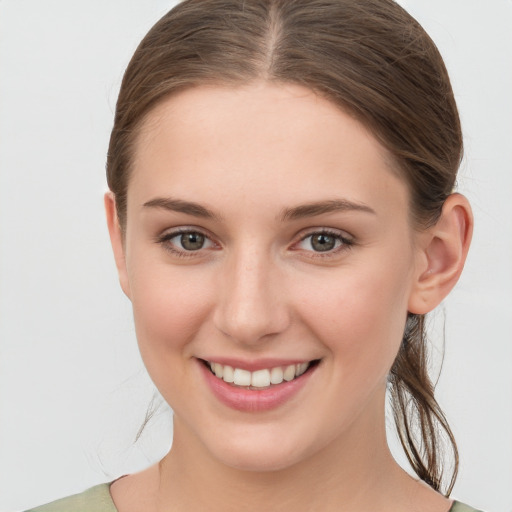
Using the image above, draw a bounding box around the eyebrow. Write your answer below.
[279,199,376,221]
[142,196,376,222]
[143,197,221,220]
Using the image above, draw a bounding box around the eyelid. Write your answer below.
[297,226,354,242]
[292,227,355,256]
[155,226,219,257]
[154,225,354,259]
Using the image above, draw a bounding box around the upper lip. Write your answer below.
[198,357,318,372]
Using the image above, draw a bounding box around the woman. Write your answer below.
[24,0,480,510]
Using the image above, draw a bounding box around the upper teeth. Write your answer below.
[209,362,310,388]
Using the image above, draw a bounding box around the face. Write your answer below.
[113,83,426,471]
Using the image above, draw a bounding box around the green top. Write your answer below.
[25,484,116,512]
[25,483,484,512]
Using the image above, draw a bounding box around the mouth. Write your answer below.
[201,359,321,390]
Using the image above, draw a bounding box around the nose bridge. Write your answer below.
[214,242,289,344]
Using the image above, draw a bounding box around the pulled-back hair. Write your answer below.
[107,0,461,495]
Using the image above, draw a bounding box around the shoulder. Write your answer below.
[24,484,117,512]
[450,501,485,512]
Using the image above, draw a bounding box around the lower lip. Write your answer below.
[198,361,316,412]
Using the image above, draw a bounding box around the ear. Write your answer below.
[104,192,131,299]
[408,193,473,314]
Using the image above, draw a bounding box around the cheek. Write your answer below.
[127,259,215,382]
[294,261,411,373]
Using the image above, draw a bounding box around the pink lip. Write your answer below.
[197,359,317,412]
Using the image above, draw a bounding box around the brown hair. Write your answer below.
[107,0,461,495]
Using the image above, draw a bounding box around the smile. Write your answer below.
[205,360,317,389]
[199,358,320,412]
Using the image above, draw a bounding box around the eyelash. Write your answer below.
[294,229,354,258]
[155,227,354,259]
[156,228,217,259]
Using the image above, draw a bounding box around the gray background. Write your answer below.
[0,1,510,511]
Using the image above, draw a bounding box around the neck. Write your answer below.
[110,390,451,512]
[155,399,415,512]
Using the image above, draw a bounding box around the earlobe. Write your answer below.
[104,192,131,299]
[408,193,473,315]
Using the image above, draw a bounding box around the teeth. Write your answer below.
[251,369,271,388]
[296,362,308,376]
[270,367,284,385]
[213,362,223,378]
[233,368,251,386]
[208,361,312,388]
[222,365,234,383]
[283,364,296,381]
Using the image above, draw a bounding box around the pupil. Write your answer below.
[311,234,335,252]
[181,233,205,250]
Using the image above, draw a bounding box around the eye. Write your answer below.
[295,230,353,255]
[305,233,338,252]
[157,229,216,256]
[177,232,207,251]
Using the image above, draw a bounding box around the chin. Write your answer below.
[214,446,303,473]
[201,427,318,473]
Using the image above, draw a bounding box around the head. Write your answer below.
[105,0,472,495]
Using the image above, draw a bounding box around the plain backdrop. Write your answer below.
[0,1,511,511]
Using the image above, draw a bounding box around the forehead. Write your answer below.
[129,82,409,219]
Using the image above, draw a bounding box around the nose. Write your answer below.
[213,245,291,345]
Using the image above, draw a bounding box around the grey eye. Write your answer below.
[310,233,337,252]
[180,232,206,250]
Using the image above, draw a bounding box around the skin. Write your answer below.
[106,82,472,512]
